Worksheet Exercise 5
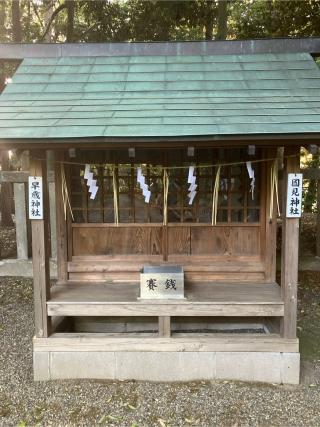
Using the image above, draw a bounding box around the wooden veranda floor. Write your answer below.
[47,281,283,317]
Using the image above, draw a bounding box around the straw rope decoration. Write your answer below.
[269,159,280,221]
[112,166,119,226]
[30,152,304,225]
[211,165,221,226]
[163,168,169,226]
[60,164,74,221]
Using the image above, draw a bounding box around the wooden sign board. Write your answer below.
[286,173,303,218]
[28,176,43,219]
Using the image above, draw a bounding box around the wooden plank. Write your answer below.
[30,151,51,337]
[159,316,171,337]
[168,227,190,255]
[72,226,163,256]
[281,147,300,339]
[55,151,68,282]
[13,182,28,259]
[34,334,299,353]
[47,281,283,317]
[0,171,29,183]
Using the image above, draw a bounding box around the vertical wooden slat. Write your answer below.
[264,148,277,282]
[55,151,68,282]
[47,150,57,259]
[14,182,28,259]
[159,316,171,337]
[30,150,51,338]
[281,146,300,339]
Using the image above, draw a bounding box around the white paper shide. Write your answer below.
[137,167,151,203]
[286,173,303,218]
[187,165,197,205]
[84,164,98,200]
[28,176,43,219]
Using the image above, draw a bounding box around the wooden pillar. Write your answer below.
[30,150,51,338]
[47,150,57,259]
[159,316,171,337]
[281,147,300,339]
[55,151,68,282]
[13,182,28,259]
[317,179,320,258]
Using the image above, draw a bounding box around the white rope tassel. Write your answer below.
[211,165,221,226]
[61,164,74,221]
[112,166,119,226]
[269,160,280,220]
[163,168,169,226]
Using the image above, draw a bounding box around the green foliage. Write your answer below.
[0,0,320,44]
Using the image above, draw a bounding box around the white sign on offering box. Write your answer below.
[286,173,303,218]
[28,176,43,219]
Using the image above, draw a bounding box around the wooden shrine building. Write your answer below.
[1,39,320,383]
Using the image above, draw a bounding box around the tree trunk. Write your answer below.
[66,0,75,42]
[216,0,228,40]
[11,0,22,42]
[0,151,14,227]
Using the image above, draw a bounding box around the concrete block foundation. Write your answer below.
[33,347,300,384]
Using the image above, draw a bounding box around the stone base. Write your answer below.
[34,349,300,384]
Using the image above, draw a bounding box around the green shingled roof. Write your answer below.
[1,52,320,139]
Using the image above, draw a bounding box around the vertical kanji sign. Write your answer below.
[286,173,303,218]
[28,176,43,219]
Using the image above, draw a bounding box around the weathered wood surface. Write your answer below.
[47,150,57,259]
[13,182,28,259]
[30,152,51,337]
[67,255,266,282]
[317,179,320,257]
[281,148,300,339]
[264,149,277,282]
[55,152,68,282]
[159,316,171,337]
[72,224,261,257]
[47,281,283,317]
[0,171,29,182]
[34,333,299,353]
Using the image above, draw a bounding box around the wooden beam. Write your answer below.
[0,171,29,183]
[30,151,51,338]
[2,38,320,59]
[281,147,300,339]
[55,151,68,282]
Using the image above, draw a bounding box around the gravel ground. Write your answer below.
[1,277,320,427]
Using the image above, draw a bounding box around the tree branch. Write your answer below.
[40,2,67,42]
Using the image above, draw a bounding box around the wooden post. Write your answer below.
[30,150,51,338]
[317,179,320,258]
[47,150,57,259]
[55,151,68,282]
[13,182,28,259]
[159,316,171,337]
[281,147,300,339]
[264,148,277,282]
